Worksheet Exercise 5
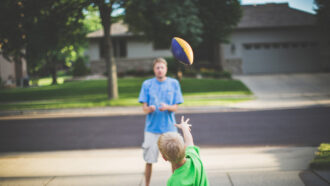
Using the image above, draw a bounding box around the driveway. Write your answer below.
[233,73,330,109]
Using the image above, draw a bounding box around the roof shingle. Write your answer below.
[237,3,316,28]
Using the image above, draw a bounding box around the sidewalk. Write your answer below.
[1,146,329,186]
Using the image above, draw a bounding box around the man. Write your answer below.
[138,57,184,186]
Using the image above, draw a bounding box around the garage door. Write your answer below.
[241,41,323,74]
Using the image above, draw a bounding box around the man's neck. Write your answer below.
[156,76,167,82]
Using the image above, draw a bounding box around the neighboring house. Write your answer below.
[87,22,171,74]
[0,54,28,87]
[221,3,329,74]
[86,3,330,75]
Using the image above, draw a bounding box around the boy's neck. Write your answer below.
[172,157,187,171]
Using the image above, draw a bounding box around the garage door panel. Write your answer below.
[242,43,322,74]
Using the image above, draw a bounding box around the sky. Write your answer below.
[241,0,316,14]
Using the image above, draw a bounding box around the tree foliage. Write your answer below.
[197,0,242,70]
[83,5,103,33]
[124,0,203,47]
[26,0,88,84]
[314,0,330,36]
[0,0,88,85]
[124,0,241,70]
[0,0,26,61]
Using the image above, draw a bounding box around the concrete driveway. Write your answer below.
[233,73,330,109]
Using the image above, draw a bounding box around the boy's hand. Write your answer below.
[175,116,194,146]
[175,116,192,131]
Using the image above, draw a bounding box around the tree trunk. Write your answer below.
[98,1,118,100]
[51,64,57,85]
[14,57,23,87]
[50,57,57,85]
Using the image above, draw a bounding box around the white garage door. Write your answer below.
[241,41,323,74]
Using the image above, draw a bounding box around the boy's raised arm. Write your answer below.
[175,116,194,147]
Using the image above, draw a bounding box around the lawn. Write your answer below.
[0,77,252,110]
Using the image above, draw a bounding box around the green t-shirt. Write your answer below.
[167,146,209,186]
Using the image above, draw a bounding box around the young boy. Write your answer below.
[158,116,209,186]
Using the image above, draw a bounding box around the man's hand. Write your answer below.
[158,103,168,111]
[143,103,156,114]
[148,105,156,113]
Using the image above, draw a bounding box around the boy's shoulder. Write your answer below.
[185,145,200,157]
[167,146,208,186]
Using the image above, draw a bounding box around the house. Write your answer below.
[221,3,329,74]
[87,22,171,74]
[86,3,330,75]
[0,54,28,87]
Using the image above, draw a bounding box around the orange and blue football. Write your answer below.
[171,37,194,65]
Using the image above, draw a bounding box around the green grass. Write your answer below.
[0,77,252,110]
[29,76,72,86]
[310,143,330,170]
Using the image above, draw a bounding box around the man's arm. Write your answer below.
[175,116,194,147]
[158,103,178,112]
[142,102,156,114]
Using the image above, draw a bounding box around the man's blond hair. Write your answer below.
[158,132,185,164]
[153,57,167,67]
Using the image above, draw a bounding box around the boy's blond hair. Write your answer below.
[153,57,167,67]
[158,132,185,164]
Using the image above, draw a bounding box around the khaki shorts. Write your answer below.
[142,132,161,163]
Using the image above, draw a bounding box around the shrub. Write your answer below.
[199,68,231,79]
[72,57,90,77]
[125,69,153,77]
[165,57,186,74]
[310,143,330,170]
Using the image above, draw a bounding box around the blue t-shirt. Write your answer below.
[138,77,184,133]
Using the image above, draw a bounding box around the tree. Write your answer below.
[25,0,87,85]
[124,0,203,48]
[0,0,88,86]
[315,0,330,36]
[197,0,242,70]
[92,0,124,99]
[0,0,28,86]
[124,0,241,71]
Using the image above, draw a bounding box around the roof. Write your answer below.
[87,21,131,38]
[237,3,316,29]
[87,3,316,38]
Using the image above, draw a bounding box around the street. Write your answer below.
[1,107,329,152]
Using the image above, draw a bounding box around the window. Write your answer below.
[153,41,170,50]
[243,44,252,50]
[242,41,319,50]
[263,43,271,49]
[231,44,236,54]
[100,38,127,59]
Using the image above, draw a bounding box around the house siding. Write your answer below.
[0,55,15,84]
[126,40,171,59]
